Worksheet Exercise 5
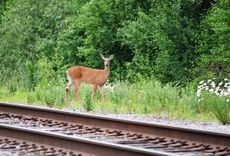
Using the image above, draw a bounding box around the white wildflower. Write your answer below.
[196,78,230,101]
[211,82,215,87]
[220,90,225,95]
[209,88,214,93]
[198,85,203,89]
[223,92,230,96]
[228,88,230,93]
[218,92,223,96]
[104,83,114,92]
[196,89,202,97]
[214,90,219,95]
[218,82,223,86]
[227,99,229,102]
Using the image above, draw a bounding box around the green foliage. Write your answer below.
[24,60,38,91]
[27,84,65,108]
[118,0,200,84]
[195,1,230,80]
[98,80,198,118]
[0,0,7,23]
[83,89,94,112]
[24,58,66,107]
[200,94,230,124]
[0,0,74,84]
[55,0,142,80]
[196,78,230,124]
[6,75,230,123]
[7,80,17,95]
[0,0,229,85]
[0,0,229,123]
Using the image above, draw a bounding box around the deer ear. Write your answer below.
[100,54,105,60]
[109,54,114,60]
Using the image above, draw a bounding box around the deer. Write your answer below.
[65,54,114,107]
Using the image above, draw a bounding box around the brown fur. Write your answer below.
[65,54,113,106]
[67,66,110,86]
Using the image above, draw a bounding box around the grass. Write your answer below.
[200,94,230,124]
[0,87,27,103]
[0,79,225,123]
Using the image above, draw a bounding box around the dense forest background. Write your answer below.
[0,0,229,90]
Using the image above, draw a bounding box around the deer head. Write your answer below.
[100,54,114,68]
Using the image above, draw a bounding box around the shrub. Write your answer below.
[203,95,230,125]
[101,79,198,118]
[83,87,94,112]
[197,79,230,124]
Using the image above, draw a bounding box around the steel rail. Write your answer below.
[0,102,229,148]
[0,124,175,156]
[0,137,86,156]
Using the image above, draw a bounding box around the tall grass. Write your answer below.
[197,79,230,124]
[200,95,230,124]
[27,85,65,108]
[83,92,94,112]
[0,57,204,120]
[97,80,199,119]
[1,78,225,122]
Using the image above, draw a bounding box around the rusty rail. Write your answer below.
[0,137,87,156]
[0,102,229,147]
[0,124,172,156]
[0,102,230,156]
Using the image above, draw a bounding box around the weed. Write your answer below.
[83,90,94,112]
[202,94,230,124]
[0,79,214,122]
[197,78,230,124]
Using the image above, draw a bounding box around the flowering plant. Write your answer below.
[196,78,230,124]
[197,78,230,101]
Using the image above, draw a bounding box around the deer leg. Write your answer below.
[92,85,98,100]
[65,81,72,108]
[98,86,106,111]
[65,82,72,97]
[74,80,81,102]
[98,86,105,101]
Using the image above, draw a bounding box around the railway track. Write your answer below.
[0,136,88,156]
[0,102,230,156]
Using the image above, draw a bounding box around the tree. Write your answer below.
[195,0,230,80]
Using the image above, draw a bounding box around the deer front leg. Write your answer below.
[98,86,106,101]
[74,80,82,102]
[92,85,98,100]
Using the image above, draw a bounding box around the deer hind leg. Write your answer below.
[65,76,72,107]
[65,82,71,99]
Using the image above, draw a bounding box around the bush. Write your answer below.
[101,80,198,118]
[28,85,65,107]
[83,90,94,112]
[207,95,230,124]
[195,1,230,80]
[197,79,230,124]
